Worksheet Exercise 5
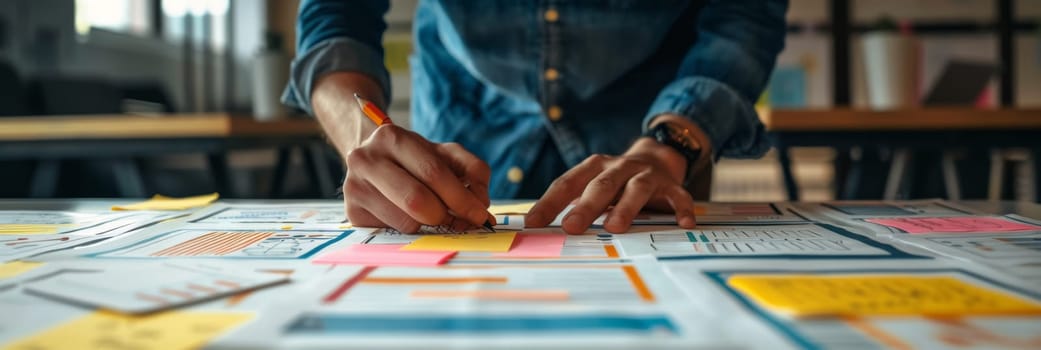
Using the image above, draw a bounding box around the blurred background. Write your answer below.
[0,0,1039,202]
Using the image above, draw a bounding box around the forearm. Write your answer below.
[311,72,387,158]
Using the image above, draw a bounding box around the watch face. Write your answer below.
[662,123,696,149]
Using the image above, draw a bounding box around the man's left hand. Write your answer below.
[526,116,706,234]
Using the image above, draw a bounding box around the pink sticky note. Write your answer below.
[866,217,1041,234]
[493,233,566,258]
[312,244,456,266]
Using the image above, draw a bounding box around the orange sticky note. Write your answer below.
[401,232,517,252]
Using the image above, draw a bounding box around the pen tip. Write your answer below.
[483,221,496,232]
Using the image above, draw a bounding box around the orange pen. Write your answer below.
[353,93,393,126]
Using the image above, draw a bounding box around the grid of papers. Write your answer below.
[0,199,1039,349]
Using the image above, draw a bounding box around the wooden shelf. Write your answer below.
[0,113,323,141]
[762,108,1041,132]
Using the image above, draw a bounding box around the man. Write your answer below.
[284,0,786,234]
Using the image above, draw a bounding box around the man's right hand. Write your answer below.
[342,124,494,233]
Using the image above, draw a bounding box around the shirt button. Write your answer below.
[544,68,560,81]
[543,8,559,22]
[507,167,524,184]
[547,106,563,121]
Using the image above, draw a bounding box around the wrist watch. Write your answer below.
[642,122,703,186]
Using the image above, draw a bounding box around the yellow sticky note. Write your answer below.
[728,274,1041,318]
[112,193,219,211]
[402,232,517,252]
[0,224,65,235]
[488,202,537,215]
[0,261,44,279]
[4,311,252,350]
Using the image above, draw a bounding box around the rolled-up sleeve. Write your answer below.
[282,0,391,115]
[644,0,787,159]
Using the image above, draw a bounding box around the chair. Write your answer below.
[0,60,35,197]
[22,76,148,198]
[0,60,29,116]
[27,77,124,115]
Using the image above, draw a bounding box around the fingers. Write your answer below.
[368,126,489,226]
[343,179,422,233]
[602,173,657,233]
[348,145,446,226]
[664,185,697,228]
[526,155,608,228]
[563,161,644,234]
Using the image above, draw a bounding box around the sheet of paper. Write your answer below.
[0,211,182,262]
[25,262,288,314]
[615,224,893,257]
[190,204,346,225]
[313,244,456,266]
[663,259,1041,350]
[401,232,517,252]
[112,193,219,211]
[0,211,98,225]
[86,229,350,259]
[727,274,1041,317]
[488,202,537,215]
[0,211,105,236]
[549,203,805,226]
[493,233,566,257]
[220,258,743,349]
[917,235,1041,259]
[4,310,252,350]
[816,200,976,218]
[0,261,44,279]
[865,217,1041,234]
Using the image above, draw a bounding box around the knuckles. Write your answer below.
[401,189,428,214]
[627,174,656,189]
[412,160,443,182]
[345,148,371,167]
[585,154,611,165]
[592,176,616,189]
[613,157,652,171]
[550,176,578,192]
[439,142,463,151]
[370,124,407,145]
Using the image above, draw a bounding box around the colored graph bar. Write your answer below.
[322,266,376,304]
[286,314,678,334]
[360,277,508,285]
[151,232,273,257]
[409,290,570,301]
[622,266,656,302]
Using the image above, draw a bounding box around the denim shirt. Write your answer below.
[284,0,787,199]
